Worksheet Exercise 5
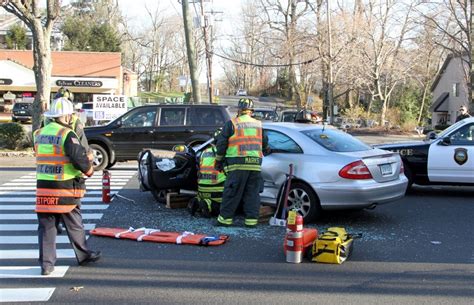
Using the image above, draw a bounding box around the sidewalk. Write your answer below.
[0,113,11,123]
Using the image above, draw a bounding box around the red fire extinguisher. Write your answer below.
[102,170,111,203]
[285,210,304,263]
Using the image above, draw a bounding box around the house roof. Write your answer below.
[429,92,449,112]
[0,50,121,78]
[430,52,469,92]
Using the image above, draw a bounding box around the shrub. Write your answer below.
[19,131,34,150]
[434,124,450,131]
[0,122,26,150]
[400,119,418,133]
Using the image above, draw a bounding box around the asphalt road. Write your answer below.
[0,163,473,305]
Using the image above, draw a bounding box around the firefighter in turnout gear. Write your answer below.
[35,97,101,276]
[214,98,269,227]
[188,141,226,218]
[44,88,93,235]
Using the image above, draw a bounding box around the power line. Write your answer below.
[209,51,320,67]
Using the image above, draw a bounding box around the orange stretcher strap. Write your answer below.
[90,227,229,246]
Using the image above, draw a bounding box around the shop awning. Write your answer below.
[0,60,118,93]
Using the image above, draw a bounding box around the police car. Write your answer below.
[376,117,474,189]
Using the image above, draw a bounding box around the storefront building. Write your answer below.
[0,50,137,112]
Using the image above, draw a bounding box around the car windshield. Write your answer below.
[253,110,278,121]
[437,120,466,138]
[82,104,93,110]
[281,112,297,122]
[13,103,31,110]
[301,128,371,152]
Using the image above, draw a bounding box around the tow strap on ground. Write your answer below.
[90,227,229,246]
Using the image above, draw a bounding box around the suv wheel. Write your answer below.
[90,143,109,171]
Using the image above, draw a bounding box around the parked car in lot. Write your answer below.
[138,122,407,222]
[279,110,298,122]
[236,89,247,96]
[11,101,33,123]
[252,108,279,121]
[376,117,474,189]
[85,104,231,171]
[77,102,94,126]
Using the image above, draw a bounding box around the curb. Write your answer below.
[0,151,34,157]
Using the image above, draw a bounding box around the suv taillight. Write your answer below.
[400,162,404,174]
[339,160,372,179]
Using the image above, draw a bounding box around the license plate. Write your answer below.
[380,164,392,175]
[19,111,25,114]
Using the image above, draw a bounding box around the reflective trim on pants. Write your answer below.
[244,218,258,226]
[217,215,232,225]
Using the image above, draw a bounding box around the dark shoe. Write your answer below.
[213,220,231,227]
[79,251,102,266]
[187,198,199,216]
[41,266,55,276]
[244,224,257,229]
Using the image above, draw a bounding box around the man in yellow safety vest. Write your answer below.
[214,98,269,227]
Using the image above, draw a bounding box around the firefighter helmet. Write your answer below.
[237,98,254,111]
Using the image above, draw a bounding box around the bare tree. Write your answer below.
[356,0,416,125]
[415,0,472,103]
[258,0,310,108]
[1,0,61,131]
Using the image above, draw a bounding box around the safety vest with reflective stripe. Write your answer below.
[198,146,226,185]
[224,114,263,171]
[34,122,84,213]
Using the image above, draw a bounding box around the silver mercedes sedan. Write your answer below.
[138,123,408,222]
[260,123,407,221]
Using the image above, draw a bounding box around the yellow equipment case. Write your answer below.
[311,227,357,264]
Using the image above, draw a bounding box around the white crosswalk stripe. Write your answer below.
[0,288,56,302]
[0,170,135,302]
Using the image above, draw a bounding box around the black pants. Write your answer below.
[219,170,262,221]
[37,206,91,269]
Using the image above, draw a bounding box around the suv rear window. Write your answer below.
[301,129,370,152]
[190,108,225,126]
[82,103,93,110]
[160,108,186,126]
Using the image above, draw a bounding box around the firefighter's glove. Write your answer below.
[215,160,224,172]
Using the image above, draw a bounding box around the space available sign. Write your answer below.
[93,95,127,121]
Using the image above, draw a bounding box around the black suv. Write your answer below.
[12,102,33,123]
[85,104,231,170]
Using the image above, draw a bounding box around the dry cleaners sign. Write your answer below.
[56,79,102,87]
[93,95,127,121]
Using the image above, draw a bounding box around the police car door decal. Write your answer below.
[427,126,474,183]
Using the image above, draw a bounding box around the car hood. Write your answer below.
[84,124,115,135]
[375,140,432,149]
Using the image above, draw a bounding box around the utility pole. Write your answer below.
[199,1,222,104]
[200,0,213,103]
[181,0,201,104]
[327,0,334,124]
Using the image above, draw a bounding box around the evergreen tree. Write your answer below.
[5,24,27,50]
